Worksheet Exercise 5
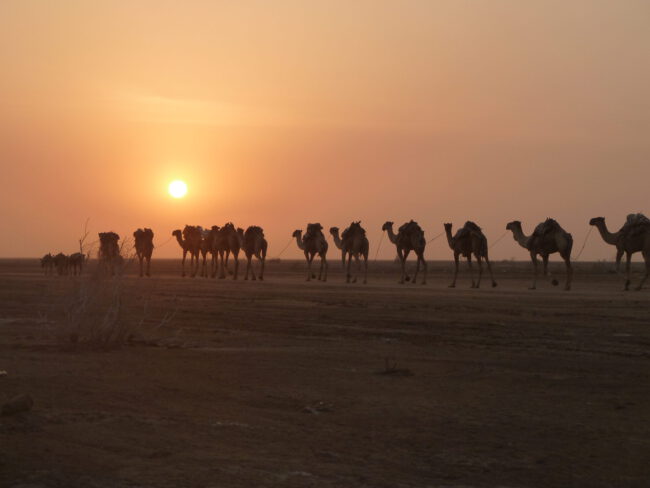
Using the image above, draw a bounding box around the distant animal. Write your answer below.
[381,220,427,284]
[589,215,650,290]
[41,253,55,276]
[444,221,497,288]
[98,232,121,276]
[330,222,369,284]
[68,252,85,276]
[133,228,154,277]
[241,226,267,281]
[172,225,202,277]
[506,219,573,290]
[293,223,328,282]
[220,223,241,280]
[53,252,69,276]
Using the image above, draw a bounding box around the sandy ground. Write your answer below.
[1,258,649,488]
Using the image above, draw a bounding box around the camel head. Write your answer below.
[292,230,302,239]
[505,221,521,232]
[589,217,605,226]
[381,221,394,232]
[172,229,182,239]
[443,223,453,232]
[329,227,339,236]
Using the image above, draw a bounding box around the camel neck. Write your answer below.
[445,227,455,249]
[510,226,530,250]
[594,221,620,245]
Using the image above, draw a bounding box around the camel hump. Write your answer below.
[463,221,482,233]
[343,222,366,240]
[533,218,560,236]
[306,223,324,238]
[399,220,422,234]
[245,226,264,239]
[622,213,650,236]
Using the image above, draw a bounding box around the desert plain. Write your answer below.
[1,258,649,487]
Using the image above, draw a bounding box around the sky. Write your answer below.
[1,1,648,261]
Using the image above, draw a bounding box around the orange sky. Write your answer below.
[1,1,648,260]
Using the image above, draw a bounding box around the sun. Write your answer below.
[168,180,188,199]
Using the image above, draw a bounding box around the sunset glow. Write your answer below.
[168,180,188,199]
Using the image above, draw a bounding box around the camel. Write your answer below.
[241,226,268,281]
[444,222,497,288]
[172,226,202,277]
[218,223,240,280]
[590,216,650,290]
[381,220,427,284]
[198,227,214,278]
[329,222,369,284]
[53,252,69,276]
[41,253,55,276]
[506,219,573,290]
[133,228,154,277]
[98,232,121,276]
[293,223,328,282]
[68,252,85,276]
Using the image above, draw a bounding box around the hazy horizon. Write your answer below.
[1,1,648,261]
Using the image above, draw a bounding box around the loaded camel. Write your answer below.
[506,219,573,290]
[98,232,121,276]
[329,222,369,284]
[172,226,202,277]
[240,226,267,281]
[133,228,154,277]
[381,220,427,284]
[590,215,650,290]
[293,223,328,282]
[444,221,497,288]
[41,253,55,276]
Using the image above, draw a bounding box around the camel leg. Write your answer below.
[260,248,266,281]
[419,254,427,285]
[397,249,406,284]
[181,250,187,277]
[449,253,459,288]
[485,255,497,287]
[306,252,313,281]
[355,253,361,283]
[542,255,549,276]
[625,252,632,291]
[530,252,538,290]
[320,254,328,282]
[412,252,420,285]
[615,248,623,274]
[362,252,368,284]
[467,255,475,288]
[346,252,353,283]
[634,249,649,291]
[245,255,251,280]
[475,254,483,288]
[232,253,239,280]
[564,255,573,291]
[146,256,151,277]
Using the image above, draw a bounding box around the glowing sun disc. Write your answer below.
[168,180,188,198]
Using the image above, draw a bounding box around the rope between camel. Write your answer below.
[427,231,445,244]
[273,236,295,259]
[373,232,385,261]
[573,226,593,261]
[488,231,508,250]
[155,234,175,249]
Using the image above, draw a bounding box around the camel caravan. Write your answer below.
[40,213,650,291]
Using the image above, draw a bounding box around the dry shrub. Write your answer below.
[60,270,131,348]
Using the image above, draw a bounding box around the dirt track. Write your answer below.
[1,259,649,487]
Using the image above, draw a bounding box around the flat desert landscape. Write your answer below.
[1,258,649,488]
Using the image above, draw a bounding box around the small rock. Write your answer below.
[2,394,34,416]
